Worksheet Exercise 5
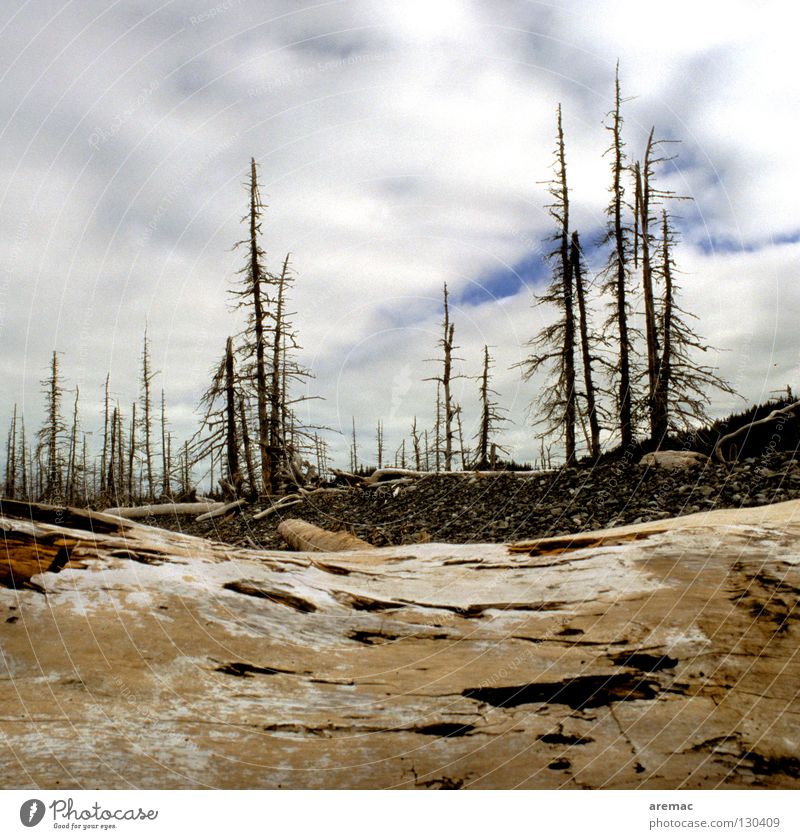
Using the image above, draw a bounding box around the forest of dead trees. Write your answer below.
[2,68,745,508]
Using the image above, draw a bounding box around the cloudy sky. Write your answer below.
[0,0,798,475]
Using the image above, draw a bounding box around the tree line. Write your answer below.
[2,66,737,505]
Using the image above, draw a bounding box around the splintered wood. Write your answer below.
[1,499,799,789]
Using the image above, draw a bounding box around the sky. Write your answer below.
[0,0,798,476]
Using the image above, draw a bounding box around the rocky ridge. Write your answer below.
[157,451,800,549]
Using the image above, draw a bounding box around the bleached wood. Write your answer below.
[2,499,800,789]
[195,498,248,522]
[714,399,800,462]
[277,518,372,552]
[103,501,222,518]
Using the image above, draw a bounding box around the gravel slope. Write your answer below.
[145,451,800,549]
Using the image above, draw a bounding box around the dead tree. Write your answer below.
[107,405,118,500]
[127,402,137,502]
[5,406,17,498]
[570,232,601,459]
[116,405,125,501]
[268,255,289,483]
[140,330,156,500]
[376,420,384,469]
[231,158,273,493]
[100,374,110,496]
[237,398,256,497]
[515,104,577,462]
[350,417,359,473]
[634,129,682,444]
[599,64,635,449]
[224,337,242,495]
[653,210,736,436]
[474,346,508,469]
[39,350,65,500]
[193,338,243,499]
[426,283,460,470]
[410,417,421,470]
[65,388,80,505]
[19,419,28,500]
[161,391,171,498]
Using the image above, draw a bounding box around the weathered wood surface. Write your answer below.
[102,501,223,519]
[1,497,799,789]
[277,518,373,552]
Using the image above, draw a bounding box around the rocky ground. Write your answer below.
[146,450,800,549]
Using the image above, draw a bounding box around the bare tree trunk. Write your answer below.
[182,440,190,495]
[456,407,467,470]
[248,158,272,495]
[239,398,256,497]
[350,417,358,473]
[376,420,383,469]
[434,383,442,472]
[19,420,28,500]
[411,417,421,471]
[5,405,17,498]
[161,391,170,498]
[571,232,600,459]
[638,132,661,443]
[116,406,125,501]
[81,434,88,506]
[556,105,577,464]
[101,373,110,496]
[477,346,490,467]
[653,210,673,440]
[44,350,63,498]
[224,336,241,494]
[66,388,79,505]
[141,330,155,501]
[609,66,633,449]
[442,285,455,471]
[128,402,136,503]
[107,406,118,500]
[269,256,289,485]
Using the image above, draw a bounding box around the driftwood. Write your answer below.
[333,467,544,486]
[639,450,710,468]
[195,498,248,522]
[277,518,372,552]
[2,498,800,789]
[102,501,223,519]
[252,496,304,520]
[714,399,800,462]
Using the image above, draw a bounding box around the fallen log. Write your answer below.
[195,499,248,522]
[103,501,223,519]
[277,518,372,552]
[714,399,800,462]
[3,499,800,789]
[252,496,303,520]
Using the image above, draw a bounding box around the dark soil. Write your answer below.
[144,451,800,549]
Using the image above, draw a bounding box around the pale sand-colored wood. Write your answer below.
[103,501,223,519]
[277,518,373,552]
[1,499,799,789]
[639,450,710,468]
